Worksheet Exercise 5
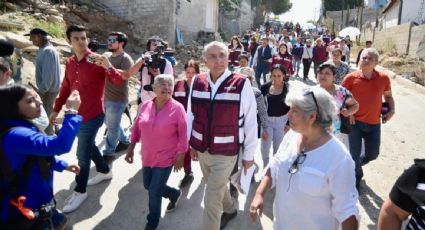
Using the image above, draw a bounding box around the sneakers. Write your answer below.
[115,142,130,153]
[220,210,237,229]
[62,191,88,213]
[179,173,194,188]
[166,190,181,213]
[87,171,113,186]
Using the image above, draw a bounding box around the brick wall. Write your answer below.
[409,24,425,57]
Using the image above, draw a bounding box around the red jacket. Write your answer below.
[189,72,246,155]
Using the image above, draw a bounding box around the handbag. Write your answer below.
[339,96,352,134]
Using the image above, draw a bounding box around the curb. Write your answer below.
[376,65,425,95]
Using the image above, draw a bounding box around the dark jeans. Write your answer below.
[75,114,110,193]
[143,166,180,229]
[313,61,324,78]
[255,65,269,87]
[302,59,312,80]
[183,148,192,175]
[348,120,381,185]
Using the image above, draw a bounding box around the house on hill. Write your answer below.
[381,0,425,28]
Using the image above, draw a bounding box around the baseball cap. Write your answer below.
[24,28,50,37]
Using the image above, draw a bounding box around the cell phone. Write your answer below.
[87,55,100,64]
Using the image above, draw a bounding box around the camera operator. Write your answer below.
[122,36,173,104]
[139,37,173,103]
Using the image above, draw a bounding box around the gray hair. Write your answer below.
[361,47,380,61]
[285,82,337,130]
[202,41,229,57]
[152,74,174,89]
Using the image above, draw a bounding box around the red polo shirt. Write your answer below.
[53,51,123,123]
[342,70,391,125]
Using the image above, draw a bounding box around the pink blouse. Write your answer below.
[131,98,188,167]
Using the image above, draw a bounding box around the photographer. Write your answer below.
[130,37,173,104]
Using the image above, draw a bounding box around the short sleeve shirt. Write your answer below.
[390,159,425,229]
[269,130,359,229]
[341,70,391,124]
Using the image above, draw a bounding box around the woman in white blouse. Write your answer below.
[249,83,359,230]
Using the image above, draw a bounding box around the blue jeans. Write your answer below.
[348,120,381,185]
[143,166,180,229]
[261,115,288,167]
[75,114,109,193]
[103,100,129,155]
[255,65,269,87]
[293,58,301,75]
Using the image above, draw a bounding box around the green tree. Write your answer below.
[253,0,292,15]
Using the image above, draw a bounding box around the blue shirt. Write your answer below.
[0,114,82,221]
[35,42,61,93]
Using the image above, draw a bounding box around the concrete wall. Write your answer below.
[360,22,425,58]
[176,0,218,43]
[401,0,425,24]
[382,0,399,29]
[410,24,425,56]
[238,0,255,33]
[375,23,411,54]
[95,0,175,46]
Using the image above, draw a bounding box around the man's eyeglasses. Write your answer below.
[288,151,307,174]
[304,90,319,115]
[107,38,118,44]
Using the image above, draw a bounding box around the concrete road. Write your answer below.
[53,65,425,229]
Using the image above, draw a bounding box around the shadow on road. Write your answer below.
[359,180,384,230]
[55,165,112,229]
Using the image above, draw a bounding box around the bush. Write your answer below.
[32,20,65,38]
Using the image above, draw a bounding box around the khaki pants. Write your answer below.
[39,91,58,135]
[198,151,237,230]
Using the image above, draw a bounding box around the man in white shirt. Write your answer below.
[187,41,258,230]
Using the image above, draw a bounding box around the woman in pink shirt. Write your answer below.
[125,74,187,230]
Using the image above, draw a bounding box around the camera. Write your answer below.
[88,38,107,53]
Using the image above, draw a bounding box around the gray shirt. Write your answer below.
[35,42,61,93]
[104,52,134,102]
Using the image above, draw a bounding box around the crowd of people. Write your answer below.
[2,21,423,230]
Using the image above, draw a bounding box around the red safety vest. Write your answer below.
[173,80,189,110]
[189,72,246,156]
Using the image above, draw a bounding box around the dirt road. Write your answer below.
[51,71,425,230]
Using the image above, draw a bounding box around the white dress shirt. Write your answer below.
[269,130,359,230]
[186,69,258,161]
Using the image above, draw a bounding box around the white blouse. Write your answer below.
[269,130,359,230]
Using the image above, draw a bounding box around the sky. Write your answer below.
[278,0,322,25]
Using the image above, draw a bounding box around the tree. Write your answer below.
[252,0,292,15]
[253,0,292,26]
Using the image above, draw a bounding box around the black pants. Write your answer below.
[303,59,312,80]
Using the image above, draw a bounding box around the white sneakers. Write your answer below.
[62,191,88,213]
[62,171,112,213]
[87,171,113,186]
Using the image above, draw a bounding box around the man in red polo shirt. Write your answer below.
[49,25,126,213]
[342,48,395,190]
